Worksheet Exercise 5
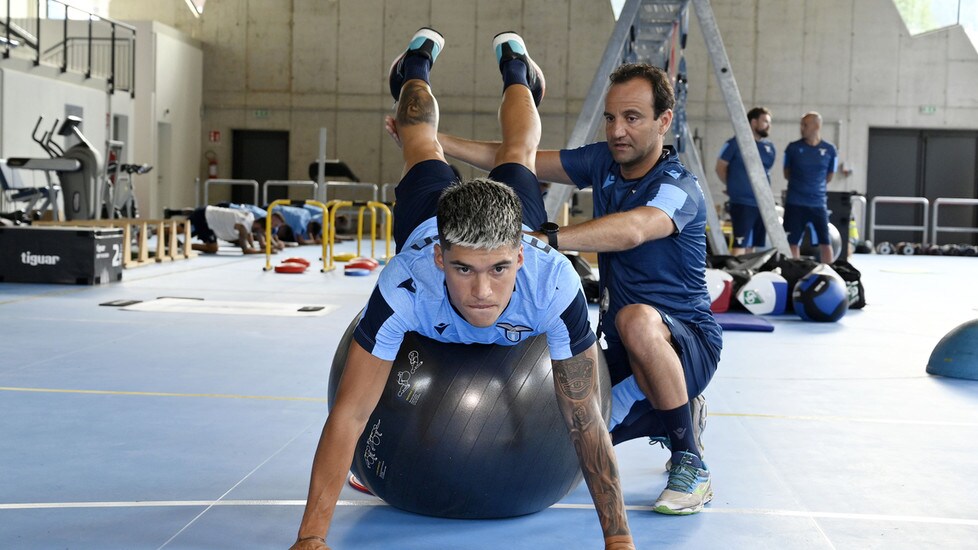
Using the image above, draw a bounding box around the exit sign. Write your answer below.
[919,105,937,115]
[254,109,270,119]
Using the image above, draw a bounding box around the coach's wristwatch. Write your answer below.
[540,222,559,250]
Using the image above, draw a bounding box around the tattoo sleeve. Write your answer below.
[552,347,630,540]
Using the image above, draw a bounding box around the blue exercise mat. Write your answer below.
[714,312,775,332]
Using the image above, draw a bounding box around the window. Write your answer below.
[893,0,978,48]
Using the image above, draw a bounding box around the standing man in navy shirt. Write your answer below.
[782,111,838,262]
[435,63,721,516]
[715,107,776,256]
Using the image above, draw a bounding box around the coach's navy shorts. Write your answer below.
[729,202,766,248]
[783,204,829,246]
[392,160,547,252]
[604,307,720,445]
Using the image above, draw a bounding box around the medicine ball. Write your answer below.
[328,316,611,519]
[792,264,849,322]
[799,223,843,262]
[736,271,789,315]
[896,241,918,255]
[705,268,734,313]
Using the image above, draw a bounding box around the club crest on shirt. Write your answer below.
[819,148,827,156]
[496,322,533,343]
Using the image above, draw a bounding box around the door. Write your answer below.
[923,134,978,245]
[866,130,921,243]
[866,129,978,245]
[231,130,289,205]
[155,122,172,219]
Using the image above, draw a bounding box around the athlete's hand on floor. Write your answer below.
[288,535,330,550]
[605,535,636,550]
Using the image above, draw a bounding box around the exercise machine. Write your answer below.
[1,117,83,222]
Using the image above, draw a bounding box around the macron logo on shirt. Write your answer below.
[602,173,616,188]
[398,278,417,293]
[665,170,682,180]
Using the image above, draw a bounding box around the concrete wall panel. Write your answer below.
[100,0,978,202]
[292,0,338,94]
[430,0,478,99]
[336,0,384,96]
[849,0,901,107]
[753,0,805,106]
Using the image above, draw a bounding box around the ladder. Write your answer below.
[546,0,791,256]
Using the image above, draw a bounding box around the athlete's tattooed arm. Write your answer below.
[552,344,634,549]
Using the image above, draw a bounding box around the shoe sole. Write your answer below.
[410,27,445,55]
[652,488,714,516]
[491,31,546,105]
[388,27,445,101]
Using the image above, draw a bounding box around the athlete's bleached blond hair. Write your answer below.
[437,177,522,250]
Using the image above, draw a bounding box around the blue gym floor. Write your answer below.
[2,241,977,549]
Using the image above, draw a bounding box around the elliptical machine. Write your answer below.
[56,116,104,220]
[3,117,84,222]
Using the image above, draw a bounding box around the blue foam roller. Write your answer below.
[345,268,371,277]
[926,319,978,380]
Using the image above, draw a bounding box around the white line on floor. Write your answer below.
[3,500,978,527]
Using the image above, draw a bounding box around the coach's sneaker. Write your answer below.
[653,451,713,515]
[389,27,445,101]
[492,31,546,106]
[664,393,708,470]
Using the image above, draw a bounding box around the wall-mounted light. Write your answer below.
[184,0,205,18]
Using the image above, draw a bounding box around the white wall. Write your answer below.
[129,21,202,218]
[0,19,199,220]
[0,62,120,201]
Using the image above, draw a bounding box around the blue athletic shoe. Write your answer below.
[653,451,713,515]
[388,27,445,101]
[492,31,546,106]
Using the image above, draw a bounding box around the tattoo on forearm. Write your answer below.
[554,355,629,538]
[568,407,628,537]
[553,355,593,400]
[397,82,436,126]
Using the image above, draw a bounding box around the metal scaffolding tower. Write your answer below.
[546,0,791,256]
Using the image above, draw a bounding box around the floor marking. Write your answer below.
[121,298,339,317]
[158,421,317,549]
[879,268,935,274]
[0,257,257,307]
[4,500,978,527]
[710,412,978,428]
[2,386,974,427]
[0,386,328,403]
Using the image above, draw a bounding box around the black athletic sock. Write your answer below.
[501,58,528,92]
[658,402,700,460]
[402,53,431,85]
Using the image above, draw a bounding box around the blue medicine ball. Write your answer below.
[792,270,849,322]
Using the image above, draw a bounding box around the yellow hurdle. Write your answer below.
[327,200,393,268]
[263,199,337,272]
